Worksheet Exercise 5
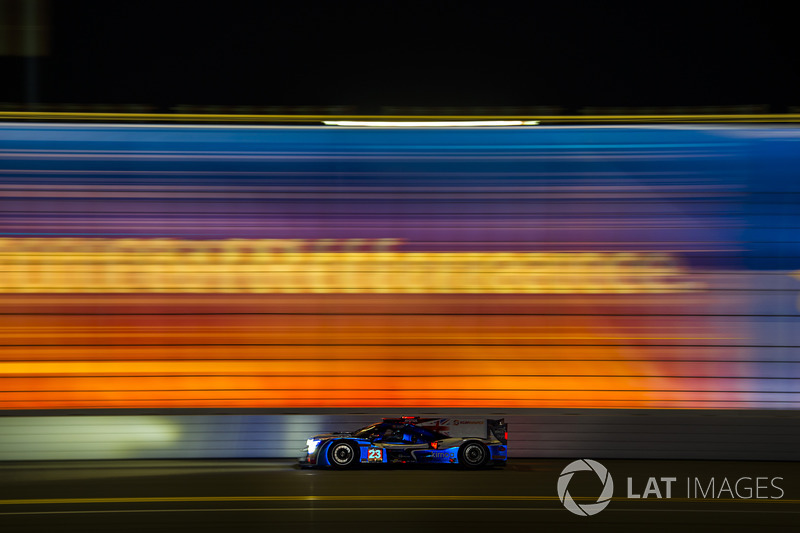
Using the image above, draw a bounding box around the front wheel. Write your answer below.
[458,441,489,468]
[328,441,358,468]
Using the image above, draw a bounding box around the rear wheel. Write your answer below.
[458,441,489,468]
[328,441,358,468]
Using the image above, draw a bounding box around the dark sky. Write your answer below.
[3,2,799,111]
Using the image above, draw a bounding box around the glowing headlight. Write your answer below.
[306,439,321,454]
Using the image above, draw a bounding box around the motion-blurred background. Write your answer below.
[1,1,799,462]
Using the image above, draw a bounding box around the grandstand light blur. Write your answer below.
[323,120,540,127]
[3,123,800,412]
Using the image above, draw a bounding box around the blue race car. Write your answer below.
[299,417,507,468]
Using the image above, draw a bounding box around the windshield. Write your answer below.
[351,424,379,438]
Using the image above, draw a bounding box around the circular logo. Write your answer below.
[557,459,614,516]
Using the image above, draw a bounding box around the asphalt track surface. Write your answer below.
[1,460,799,532]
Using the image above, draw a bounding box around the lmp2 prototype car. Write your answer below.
[299,417,507,468]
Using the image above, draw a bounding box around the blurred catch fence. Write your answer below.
[1,410,798,461]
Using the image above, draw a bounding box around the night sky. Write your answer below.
[2,2,799,112]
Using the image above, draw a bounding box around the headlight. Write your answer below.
[306,439,321,454]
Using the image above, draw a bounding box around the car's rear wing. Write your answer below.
[488,418,507,445]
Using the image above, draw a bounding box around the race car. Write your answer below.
[299,416,507,468]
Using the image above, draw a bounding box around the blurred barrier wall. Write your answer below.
[0,124,799,412]
[1,411,798,461]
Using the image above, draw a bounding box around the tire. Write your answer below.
[327,440,358,468]
[458,441,489,468]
